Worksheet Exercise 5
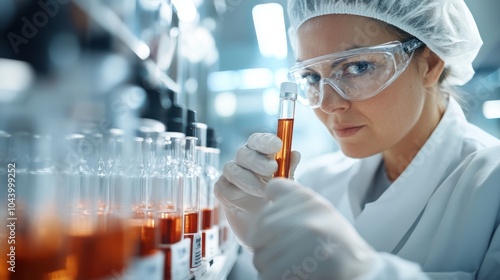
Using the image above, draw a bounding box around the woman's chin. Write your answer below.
[339,144,377,159]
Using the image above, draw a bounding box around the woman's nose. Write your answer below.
[319,80,351,114]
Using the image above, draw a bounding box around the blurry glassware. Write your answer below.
[64,132,136,280]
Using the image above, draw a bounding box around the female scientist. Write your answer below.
[215,0,500,279]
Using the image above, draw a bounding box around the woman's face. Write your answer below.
[296,15,428,158]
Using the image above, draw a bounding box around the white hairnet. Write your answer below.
[287,0,483,86]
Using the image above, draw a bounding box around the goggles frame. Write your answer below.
[288,38,424,107]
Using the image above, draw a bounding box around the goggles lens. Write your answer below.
[288,39,422,107]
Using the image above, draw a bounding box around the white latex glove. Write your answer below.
[214,133,301,247]
[249,178,377,280]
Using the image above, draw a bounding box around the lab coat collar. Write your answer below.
[352,97,466,253]
[336,153,382,220]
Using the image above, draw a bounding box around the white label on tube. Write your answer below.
[169,239,191,280]
[203,226,219,260]
[184,232,202,268]
[188,232,202,268]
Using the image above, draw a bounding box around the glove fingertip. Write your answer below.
[291,150,301,164]
[289,151,301,176]
[247,133,282,154]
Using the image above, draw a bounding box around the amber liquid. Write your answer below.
[201,208,214,258]
[67,215,135,280]
[202,231,207,258]
[130,218,158,256]
[275,118,294,178]
[184,211,199,234]
[201,208,213,230]
[1,217,67,280]
[184,211,201,269]
[162,247,172,280]
[159,213,183,244]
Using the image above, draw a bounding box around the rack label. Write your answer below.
[185,232,202,268]
[203,226,219,260]
[169,239,191,280]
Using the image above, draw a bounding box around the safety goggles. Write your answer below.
[288,38,423,108]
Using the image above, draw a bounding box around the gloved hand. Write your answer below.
[214,133,301,247]
[249,178,377,280]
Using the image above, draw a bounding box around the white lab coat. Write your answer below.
[297,97,500,280]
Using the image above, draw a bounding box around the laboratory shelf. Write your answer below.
[193,241,240,280]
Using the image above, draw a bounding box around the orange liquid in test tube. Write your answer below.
[275,118,295,178]
[67,215,134,280]
[130,211,159,256]
[184,211,199,234]
[130,218,158,256]
[274,82,297,178]
[2,218,67,280]
[201,208,213,230]
[163,247,173,279]
[159,213,183,244]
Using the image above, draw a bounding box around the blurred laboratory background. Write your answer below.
[0,0,499,279]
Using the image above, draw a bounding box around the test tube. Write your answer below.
[274,82,298,178]
[155,134,184,246]
[182,136,202,269]
[128,136,160,257]
[1,132,68,280]
[202,145,221,259]
[129,119,167,260]
[156,132,187,280]
[65,133,135,280]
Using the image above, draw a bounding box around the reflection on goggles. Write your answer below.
[288,39,423,107]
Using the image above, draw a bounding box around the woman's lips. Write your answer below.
[333,125,364,138]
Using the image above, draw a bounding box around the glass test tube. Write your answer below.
[110,133,147,261]
[201,147,218,230]
[155,134,184,245]
[2,132,67,280]
[274,82,298,178]
[205,128,226,247]
[207,149,220,229]
[201,146,221,259]
[156,133,186,279]
[183,137,200,234]
[65,132,135,280]
[182,136,202,269]
[192,122,213,235]
[131,119,167,258]
[128,136,160,257]
[197,145,212,260]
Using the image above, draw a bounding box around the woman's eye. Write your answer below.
[344,61,373,75]
[301,73,321,84]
